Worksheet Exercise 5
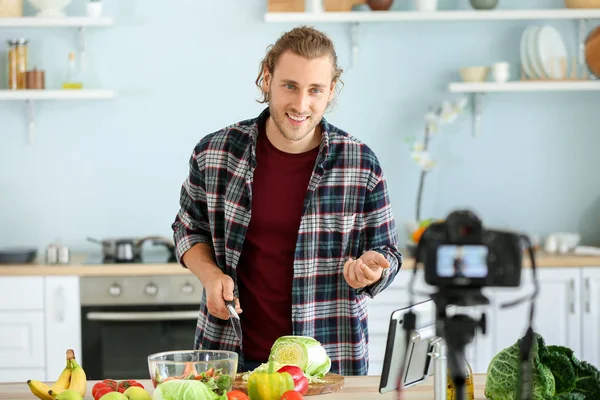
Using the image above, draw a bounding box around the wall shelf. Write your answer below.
[0,17,114,27]
[0,90,115,143]
[449,81,600,93]
[264,9,600,68]
[0,89,115,100]
[447,80,600,136]
[264,9,600,23]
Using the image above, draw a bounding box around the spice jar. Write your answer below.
[26,67,45,89]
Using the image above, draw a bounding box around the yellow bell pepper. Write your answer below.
[247,360,294,400]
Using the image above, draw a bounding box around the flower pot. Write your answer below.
[86,1,102,17]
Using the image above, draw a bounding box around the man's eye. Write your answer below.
[311,88,322,94]
[285,84,295,90]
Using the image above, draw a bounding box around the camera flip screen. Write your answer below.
[436,245,488,279]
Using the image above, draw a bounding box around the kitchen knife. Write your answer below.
[225,299,242,344]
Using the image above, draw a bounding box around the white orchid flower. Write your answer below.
[416,151,435,170]
[440,101,459,124]
[453,97,468,113]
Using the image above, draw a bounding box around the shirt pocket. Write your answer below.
[319,213,359,259]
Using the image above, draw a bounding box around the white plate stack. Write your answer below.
[519,25,569,80]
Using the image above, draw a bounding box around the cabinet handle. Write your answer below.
[569,279,575,314]
[55,286,65,322]
[585,278,591,314]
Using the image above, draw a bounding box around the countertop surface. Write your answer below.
[0,374,490,399]
[0,252,599,276]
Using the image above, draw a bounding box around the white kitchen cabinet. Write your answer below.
[581,267,600,368]
[0,276,82,383]
[44,276,82,380]
[0,277,46,382]
[478,268,582,372]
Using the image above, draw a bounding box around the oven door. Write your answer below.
[81,304,199,380]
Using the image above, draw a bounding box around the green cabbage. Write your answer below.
[152,380,227,400]
[485,333,600,400]
[270,336,332,379]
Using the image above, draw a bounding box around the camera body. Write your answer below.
[420,210,523,289]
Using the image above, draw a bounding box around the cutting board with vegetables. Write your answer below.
[233,372,344,396]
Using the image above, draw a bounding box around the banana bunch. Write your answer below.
[27,349,87,400]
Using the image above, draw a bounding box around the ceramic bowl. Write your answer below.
[460,66,490,82]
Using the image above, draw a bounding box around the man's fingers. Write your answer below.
[357,262,378,283]
[234,298,243,314]
[221,276,235,302]
[346,260,356,285]
[376,252,391,269]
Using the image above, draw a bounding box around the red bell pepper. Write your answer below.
[277,365,308,395]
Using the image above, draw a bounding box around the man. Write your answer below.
[172,25,402,376]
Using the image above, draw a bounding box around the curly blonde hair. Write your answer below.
[255,26,344,109]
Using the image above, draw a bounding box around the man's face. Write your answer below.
[262,51,336,142]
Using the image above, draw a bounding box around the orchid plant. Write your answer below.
[407,96,468,224]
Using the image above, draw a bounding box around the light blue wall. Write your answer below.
[1,0,599,253]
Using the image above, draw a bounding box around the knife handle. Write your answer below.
[225,299,236,309]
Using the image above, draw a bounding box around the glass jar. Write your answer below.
[7,39,17,89]
[446,358,475,400]
[16,38,28,89]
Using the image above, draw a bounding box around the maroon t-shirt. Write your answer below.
[237,124,319,362]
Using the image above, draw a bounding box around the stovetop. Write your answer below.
[83,251,177,265]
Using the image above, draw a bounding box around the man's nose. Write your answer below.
[292,92,310,113]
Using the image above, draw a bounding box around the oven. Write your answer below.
[80,275,203,380]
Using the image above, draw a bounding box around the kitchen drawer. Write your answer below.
[0,277,44,310]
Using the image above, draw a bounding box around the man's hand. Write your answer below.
[343,250,391,289]
[203,270,243,320]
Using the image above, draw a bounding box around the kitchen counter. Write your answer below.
[0,374,490,399]
[0,251,599,276]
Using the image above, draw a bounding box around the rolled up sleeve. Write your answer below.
[171,149,213,267]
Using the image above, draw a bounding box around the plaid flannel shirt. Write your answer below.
[172,107,403,376]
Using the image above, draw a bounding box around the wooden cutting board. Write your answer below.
[233,372,344,396]
[268,0,366,12]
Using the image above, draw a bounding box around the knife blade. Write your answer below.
[225,299,242,344]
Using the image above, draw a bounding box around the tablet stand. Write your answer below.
[429,337,447,400]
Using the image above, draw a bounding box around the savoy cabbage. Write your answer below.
[485,333,600,400]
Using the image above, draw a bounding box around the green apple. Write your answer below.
[99,392,128,400]
[123,386,152,400]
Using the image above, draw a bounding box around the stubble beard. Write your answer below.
[269,104,321,142]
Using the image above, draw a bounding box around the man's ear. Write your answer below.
[261,67,272,93]
[328,80,337,102]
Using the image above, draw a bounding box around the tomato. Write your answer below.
[94,386,115,400]
[92,380,117,399]
[227,390,250,400]
[117,380,144,393]
[280,390,304,400]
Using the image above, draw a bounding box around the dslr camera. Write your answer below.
[418,209,523,291]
